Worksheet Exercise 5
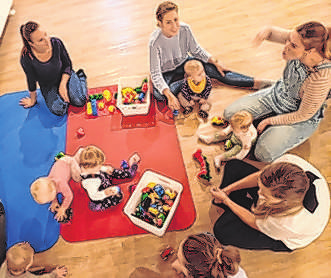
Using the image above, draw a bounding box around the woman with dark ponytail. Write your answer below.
[19,21,87,116]
[171,232,248,278]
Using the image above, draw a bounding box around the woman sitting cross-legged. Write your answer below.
[211,154,330,252]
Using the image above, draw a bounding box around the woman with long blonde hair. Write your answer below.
[211,154,330,251]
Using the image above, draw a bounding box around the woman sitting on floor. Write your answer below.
[19,21,87,116]
[211,154,330,252]
[223,21,331,162]
[150,1,272,112]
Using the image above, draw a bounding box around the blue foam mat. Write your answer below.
[0,90,67,252]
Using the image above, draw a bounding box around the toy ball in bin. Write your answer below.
[124,170,183,237]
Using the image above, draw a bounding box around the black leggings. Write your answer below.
[153,58,254,101]
[213,160,292,252]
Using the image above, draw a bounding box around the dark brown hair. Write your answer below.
[182,233,241,278]
[253,162,309,217]
[156,1,178,23]
[20,21,39,56]
[296,21,331,59]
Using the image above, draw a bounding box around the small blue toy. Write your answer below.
[154,184,165,197]
[173,110,179,116]
[91,99,98,116]
[121,160,129,169]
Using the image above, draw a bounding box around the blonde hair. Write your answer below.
[253,162,309,218]
[230,110,253,130]
[30,177,56,204]
[184,60,204,76]
[6,242,34,275]
[156,1,178,24]
[79,145,105,169]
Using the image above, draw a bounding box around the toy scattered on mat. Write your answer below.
[80,146,141,211]
[132,182,178,228]
[86,89,117,117]
[160,246,175,261]
[54,151,65,161]
[121,78,148,105]
[211,116,229,128]
[76,127,85,138]
[31,149,82,223]
[193,149,211,182]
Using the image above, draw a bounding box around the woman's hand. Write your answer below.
[59,83,70,103]
[208,57,229,77]
[252,26,272,47]
[210,187,229,204]
[19,96,36,108]
[257,118,271,134]
[163,88,181,111]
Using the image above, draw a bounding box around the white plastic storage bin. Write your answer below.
[116,76,151,116]
[124,170,183,237]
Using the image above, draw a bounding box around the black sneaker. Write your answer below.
[76,69,87,79]
[198,110,208,118]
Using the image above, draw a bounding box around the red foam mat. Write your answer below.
[60,87,196,242]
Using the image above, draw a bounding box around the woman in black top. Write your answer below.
[19,21,87,116]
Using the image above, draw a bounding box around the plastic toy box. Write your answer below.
[124,170,183,237]
[116,76,151,116]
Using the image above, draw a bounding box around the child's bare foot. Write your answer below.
[128,153,141,167]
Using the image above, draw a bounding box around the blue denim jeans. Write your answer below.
[153,58,254,101]
[224,88,322,162]
[41,70,87,116]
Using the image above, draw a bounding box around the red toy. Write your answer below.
[193,149,211,182]
[76,128,85,138]
[160,246,174,260]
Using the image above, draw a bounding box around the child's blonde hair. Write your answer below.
[79,145,105,169]
[184,60,204,76]
[230,110,253,130]
[30,177,56,204]
[6,242,34,275]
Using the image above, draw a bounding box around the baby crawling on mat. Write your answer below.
[30,149,82,222]
[79,145,140,211]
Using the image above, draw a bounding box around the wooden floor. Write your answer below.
[0,0,330,277]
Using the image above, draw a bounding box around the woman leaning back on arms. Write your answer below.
[223,21,331,162]
[19,21,87,116]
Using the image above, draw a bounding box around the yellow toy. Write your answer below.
[103,89,112,102]
[98,102,105,110]
[108,105,116,113]
[86,102,92,115]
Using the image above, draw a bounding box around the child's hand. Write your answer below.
[199,98,207,105]
[54,207,67,222]
[54,265,68,277]
[49,201,60,213]
[103,165,114,175]
[128,153,141,167]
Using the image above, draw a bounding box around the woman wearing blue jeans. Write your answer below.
[224,22,331,162]
[19,21,87,116]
